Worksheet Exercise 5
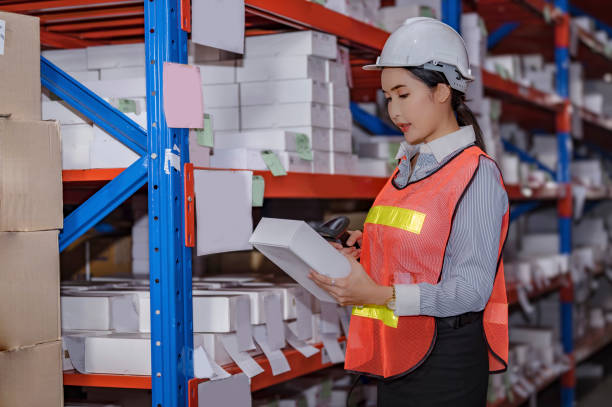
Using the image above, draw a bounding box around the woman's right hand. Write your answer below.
[330,230,362,259]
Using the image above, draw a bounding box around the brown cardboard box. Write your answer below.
[0,119,63,231]
[61,235,133,279]
[0,12,41,120]
[0,340,63,407]
[0,231,60,351]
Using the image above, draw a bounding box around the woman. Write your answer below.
[309,18,509,406]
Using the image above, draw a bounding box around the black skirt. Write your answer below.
[376,315,489,407]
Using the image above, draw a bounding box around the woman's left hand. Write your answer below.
[308,254,392,307]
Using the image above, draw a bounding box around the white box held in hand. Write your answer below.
[249,218,351,303]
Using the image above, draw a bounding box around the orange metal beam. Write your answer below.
[78,27,144,39]
[0,0,140,13]
[40,29,103,48]
[63,371,152,389]
[46,17,145,32]
[38,5,143,23]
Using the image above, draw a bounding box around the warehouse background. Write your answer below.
[2,0,612,406]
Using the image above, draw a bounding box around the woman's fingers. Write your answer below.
[346,230,363,247]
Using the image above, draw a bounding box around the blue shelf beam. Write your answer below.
[502,139,557,180]
[509,201,541,223]
[41,57,147,156]
[487,22,520,50]
[145,1,193,406]
[350,102,402,136]
[441,0,462,33]
[59,157,148,251]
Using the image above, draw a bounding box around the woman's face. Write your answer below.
[381,67,451,145]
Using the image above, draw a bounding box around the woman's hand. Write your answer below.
[309,253,392,307]
[329,230,363,259]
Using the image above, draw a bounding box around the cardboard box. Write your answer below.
[61,295,112,331]
[1,231,60,350]
[0,11,41,121]
[245,31,338,59]
[42,48,88,72]
[91,125,140,169]
[206,107,240,131]
[43,101,89,125]
[0,120,63,231]
[241,103,331,129]
[202,83,239,108]
[87,43,145,70]
[240,79,329,106]
[0,340,63,407]
[214,129,309,152]
[100,66,146,80]
[249,218,351,303]
[237,56,327,83]
[61,124,94,170]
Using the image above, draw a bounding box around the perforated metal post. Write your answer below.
[145,1,193,406]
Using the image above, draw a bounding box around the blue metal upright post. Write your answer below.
[441,0,462,33]
[555,1,575,406]
[144,1,193,406]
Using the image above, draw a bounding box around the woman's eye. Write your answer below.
[399,93,409,99]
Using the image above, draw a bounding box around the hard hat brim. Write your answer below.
[362,62,475,81]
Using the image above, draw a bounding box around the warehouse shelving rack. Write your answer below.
[3,0,612,405]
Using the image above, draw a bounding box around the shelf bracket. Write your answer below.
[59,156,148,251]
[41,57,147,156]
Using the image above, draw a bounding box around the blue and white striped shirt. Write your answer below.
[391,126,509,318]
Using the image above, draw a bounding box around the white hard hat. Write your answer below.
[364,17,473,92]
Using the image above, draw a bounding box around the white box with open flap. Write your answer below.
[249,218,350,303]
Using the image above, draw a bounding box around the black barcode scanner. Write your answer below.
[309,216,360,249]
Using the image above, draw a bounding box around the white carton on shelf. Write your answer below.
[193,333,232,365]
[240,79,329,106]
[202,83,239,108]
[249,218,351,303]
[193,294,251,333]
[90,125,139,169]
[211,148,288,171]
[330,152,355,175]
[330,106,352,130]
[241,103,331,129]
[87,43,145,70]
[110,292,150,333]
[236,55,327,83]
[331,129,352,153]
[43,101,89,125]
[61,296,111,331]
[280,126,332,152]
[132,241,148,260]
[84,333,150,375]
[356,158,390,177]
[214,130,307,152]
[81,78,147,99]
[245,31,338,59]
[313,150,332,174]
[572,160,603,188]
[196,61,237,84]
[42,48,88,71]
[521,234,560,256]
[329,83,350,108]
[358,138,403,159]
[100,66,146,80]
[206,107,240,131]
[288,152,314,173]
[133,259,149,275]
[584,93,604,115]
[195,289,265,325]
[325,60,348,86]
[66,70,100,82]
[61,124,94,170]
[509,327,554,348]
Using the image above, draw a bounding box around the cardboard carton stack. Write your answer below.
[0,11,63,407]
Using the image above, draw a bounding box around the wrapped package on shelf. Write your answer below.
[61,124,94,170]
[43,101,90,125]
[571,160,604,188]
[87,43,145,70]
[192,60,237,85]
[330,106,352,131]
[42,48,88,72]
[245,31,338,59]
[211,148,312,173]
[90,125,139,169]
[100,66,145,80]
[356,158,391,177]
[81,79,147,99]
[584,93,604,115]
[330,152,357,175]
[206,107,240,131]
[241,103,331,129]
[214,130,310,152]
[237,55,327,83]
[520,234,560,256]
[202,83,240,108]
[329,83,350,108]
[325,60,348,86]
[500,154,520,184]
[84,333,151,375]
[313,150,333,174]
[240,79,329,106]
[61,295,114,331]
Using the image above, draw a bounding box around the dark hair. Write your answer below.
[406,67,487,153]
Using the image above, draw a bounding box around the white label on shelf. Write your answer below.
[320,302,340,335]
[194,346,230,380]
[264,293,285,351]
[235,296,256,352]
[321,333,345,364]
[285,323,319,358]
[294,288,313,340]
[63,335,87,374]
[0,20,5,56]
[219,334,264,378]
[252,325,291,376]
[164,148,181,174]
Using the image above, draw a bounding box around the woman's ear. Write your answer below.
[435,83,452,104]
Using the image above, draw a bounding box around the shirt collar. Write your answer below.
[396,126,476,163]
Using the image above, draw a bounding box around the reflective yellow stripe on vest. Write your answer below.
[352,305,399,328]
[365,205,426,234]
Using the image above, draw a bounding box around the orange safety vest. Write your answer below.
[344,145,509,379]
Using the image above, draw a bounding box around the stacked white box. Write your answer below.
[237,55,327,83]
[132,215,149,277]
[87,43,145,69]
[211,148,312,173]
[42,48,88,71]
[90,125,139,169]
[245,31,338,59]
[61,124,94,170]
[241,103,331,129]
[240,79,329,106]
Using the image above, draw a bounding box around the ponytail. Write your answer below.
[406,67,487,153]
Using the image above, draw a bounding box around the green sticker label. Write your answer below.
[252,175,265,207]
[195,114,214,147]
[118,98,137,113]
[419,6,435,18]
[490,100,502,121]
[295,133,313,161]
[311,0,326,4]
[543,5,552,24]
[261,150,287,176]
[478,17,488,37]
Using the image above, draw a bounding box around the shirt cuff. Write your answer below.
[393,284,420,317]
